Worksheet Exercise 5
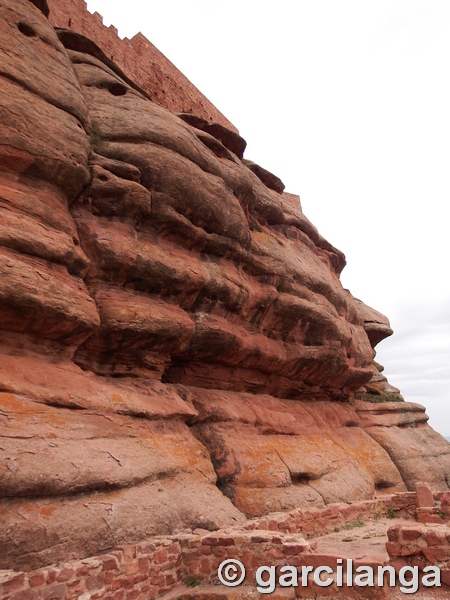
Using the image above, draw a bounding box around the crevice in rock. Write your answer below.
[0,69,86,126]
[0,467,181,500]
[28,0,49,17]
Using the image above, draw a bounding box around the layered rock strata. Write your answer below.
[0,0,449,571]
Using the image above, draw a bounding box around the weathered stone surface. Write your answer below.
[176,112,247,158]
[56,28,153,102]
[358,361,404,400]
[0,0,243,569]
[242,159,286,193]
[0,392,244,570]
[1,0,449,572]
[356,402,450,491]
[0,355,196,419]
[441,491,450,518]
[355,401,429,428]
[66,44,377,398]
[0,0,97,351]
[386,521,450,575]
[189,390,406,516]
[416,483,435,508]
[354,298,393,347]
[353,301,405,401]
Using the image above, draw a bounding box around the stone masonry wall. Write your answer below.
[387,523,450,587]
[386,489,450,586]
[0,494,420,600]
[45,0,238,132]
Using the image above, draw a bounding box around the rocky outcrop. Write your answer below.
[0,0,449,571]
[67,37,374,398]
[0,0,243,570]
[356,403,450,491]
[189,390,407,517]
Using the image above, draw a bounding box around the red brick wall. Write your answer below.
[46,0,238,133]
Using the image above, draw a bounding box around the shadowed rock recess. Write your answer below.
[1,0,449,571]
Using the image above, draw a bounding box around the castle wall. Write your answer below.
[46,0,238,133]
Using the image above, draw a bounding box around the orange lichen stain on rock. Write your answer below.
[0,392,30,412]
[0,393,55,420]
[111,393,125,403]
[150,430,215,476]
[0,392,72,429]
[39,507,56,519]
[43,413,69,429]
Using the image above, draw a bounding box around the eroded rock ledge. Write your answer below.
[0,0,449,571]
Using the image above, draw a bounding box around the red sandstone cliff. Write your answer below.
[1,0,449,571]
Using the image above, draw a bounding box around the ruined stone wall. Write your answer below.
[0,494,419,600]
[45,0,238,132]
[386,491,450,587]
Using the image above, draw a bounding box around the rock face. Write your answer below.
[189,391,407,517]
[356,402,450,491]
[0,0,449,570]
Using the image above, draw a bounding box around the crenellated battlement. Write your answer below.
[45,0,238,132]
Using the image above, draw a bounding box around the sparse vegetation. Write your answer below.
[184,576,202,588]
[344,520,364,530]
[374,503,383,520]
[387,507,396,519]
[354,392,404,403]
[90,122,104,152]
[342,536,355,542]
[334,526,340,533]
[439,510,446,520]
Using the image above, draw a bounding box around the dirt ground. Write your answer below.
[315,516,449,598]
[315,516,412,562]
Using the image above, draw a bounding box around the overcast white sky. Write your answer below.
[86,0,450,437]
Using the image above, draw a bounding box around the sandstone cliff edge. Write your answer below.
[1,0,449,574]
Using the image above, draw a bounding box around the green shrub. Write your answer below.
[184,577,202,588]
